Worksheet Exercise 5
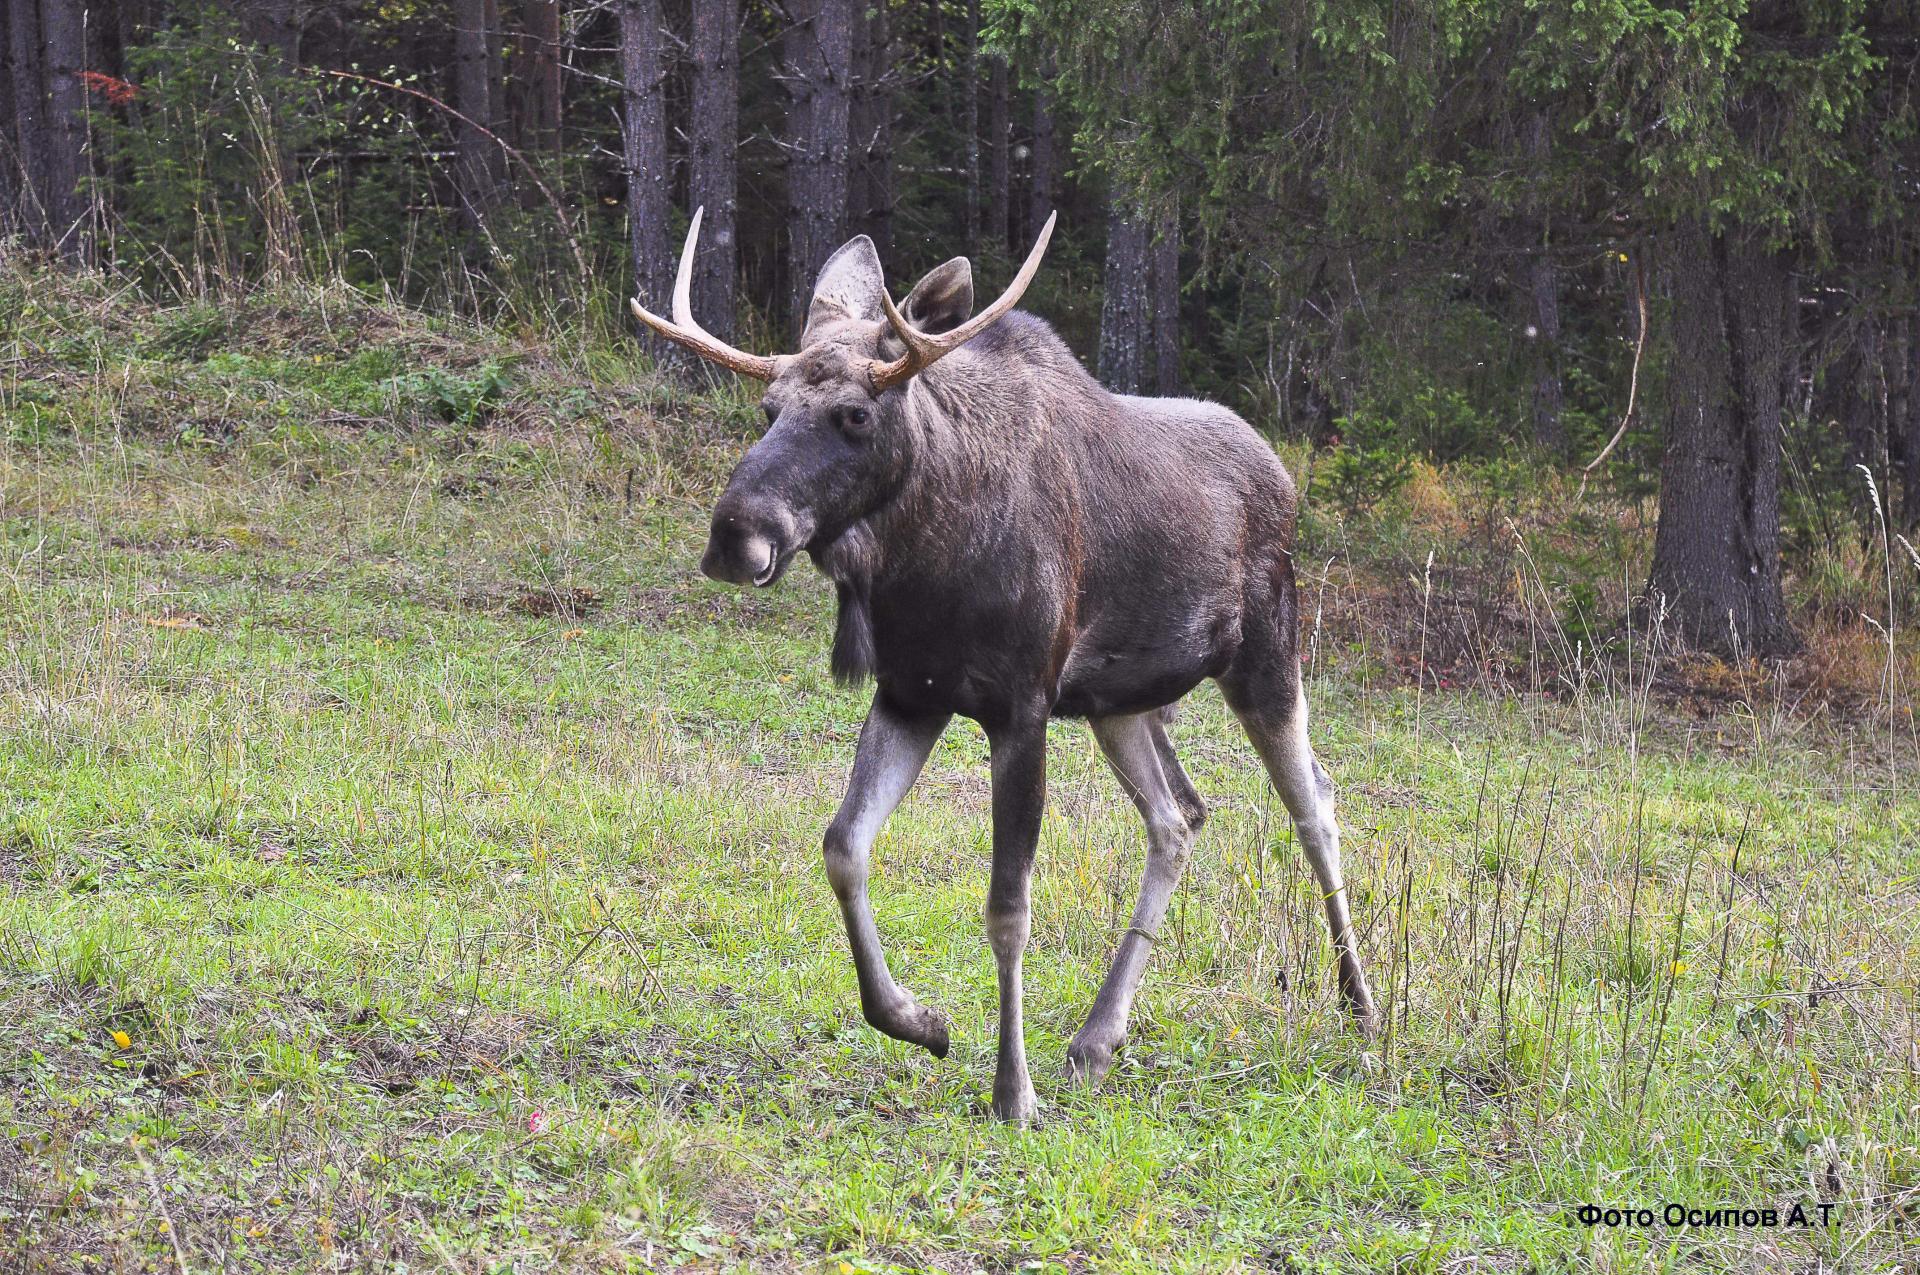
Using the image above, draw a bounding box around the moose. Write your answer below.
[632,210,1376,1123]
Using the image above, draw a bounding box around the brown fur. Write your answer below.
[690,236,1373,1122]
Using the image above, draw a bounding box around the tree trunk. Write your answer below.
[485,0,507,144]
[782,0,853,336]
[961,0,980,254]
[1149,204,1180,395]
[1523,113,1564,454]
[848,0,893,258]
[7,0,45,245]
[452,0,500,240]
[621,0,673,361]
[1099,194,1151,393]
[1646,221,1797,657]
[986,51,1008,252]
[689,0,739,341]
[0,2,16,236]
[40,0,89,261]
[863,0,893,259]
[1028,73,1053,248]
[243,0,299,65]
[1896,311,1920,533]
[1828,331,1889,531]
[1528,250,1565,453]
[848,1,872,238]
[521,0,563,155]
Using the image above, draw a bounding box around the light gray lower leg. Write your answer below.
[1150,708,1207,832]
[1235,691,1378,1033]
[985,722,1046,1124]
[1066,712,1198,1085]
[824,695,952,1057]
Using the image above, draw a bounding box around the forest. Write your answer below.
[5,0,1917,655]
[2,1,1919,1271]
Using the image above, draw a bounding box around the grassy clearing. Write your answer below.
[2,271,1918,1272]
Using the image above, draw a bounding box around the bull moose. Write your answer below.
[631,210,1377,1123]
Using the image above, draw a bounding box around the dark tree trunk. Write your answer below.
[1099,194,1151,393]
[986,51,1008,251]
[689,0,739,340]
[243,0,299,65]
[864,0,893,258]
[40,0,89,260]
[1900,314,1920,533]
[1523,111,1565,454]
[521,0,563,155]
[1528,251,1565,453]
[848,0,893,259]
[1028,73,1053,247]
[961,0,979,253]
[9,0,46,245]
[848,2,871,236]
[452,0,500,238]
[0,2,15,236]
[1647,221,1797,657]
[782,0,853,336]
[621,0,673,360]
[485,0,507,143]
[1828,330,1889,530]
[1149,204,1180,395]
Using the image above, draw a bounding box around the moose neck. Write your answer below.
[813,350,1062,685]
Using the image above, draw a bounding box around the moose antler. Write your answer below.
[867,212,1057,394]
[630,208,785,381]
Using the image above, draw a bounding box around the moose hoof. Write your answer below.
[868,999,949,1059]
[920,1014,951,1060]
[992,1080,1039,1126]
[1063,1037,1116,1088]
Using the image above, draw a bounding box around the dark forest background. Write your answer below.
[3,0,1917,661]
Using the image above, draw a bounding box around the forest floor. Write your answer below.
[2,268,1918,1273]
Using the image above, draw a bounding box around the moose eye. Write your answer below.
[839,406,872,435]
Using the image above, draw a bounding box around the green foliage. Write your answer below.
[95,5,344,287]
[1314,410,1414,516]
[392,360,515,427]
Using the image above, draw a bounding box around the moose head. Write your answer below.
[630,208,1054,591]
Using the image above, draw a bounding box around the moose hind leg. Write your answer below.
[1151,706,1207,833]
[824,693,953,1057]
[1223,666,1378,1034]
[1066,712,1199,1087]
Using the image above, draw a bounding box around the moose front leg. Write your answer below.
[984,718,1047,1124]
[824,693,953,1057]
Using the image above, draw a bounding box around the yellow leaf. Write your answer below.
[561,627,585,640]
[143,616,202,631]
[110,1030,131,1050]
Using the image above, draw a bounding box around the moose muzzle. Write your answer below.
[701,497,802,587]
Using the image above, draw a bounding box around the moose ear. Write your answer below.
[806,236,887,337]
[901,258,974,335]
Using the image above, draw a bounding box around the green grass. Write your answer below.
[2,271,1918,1272]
